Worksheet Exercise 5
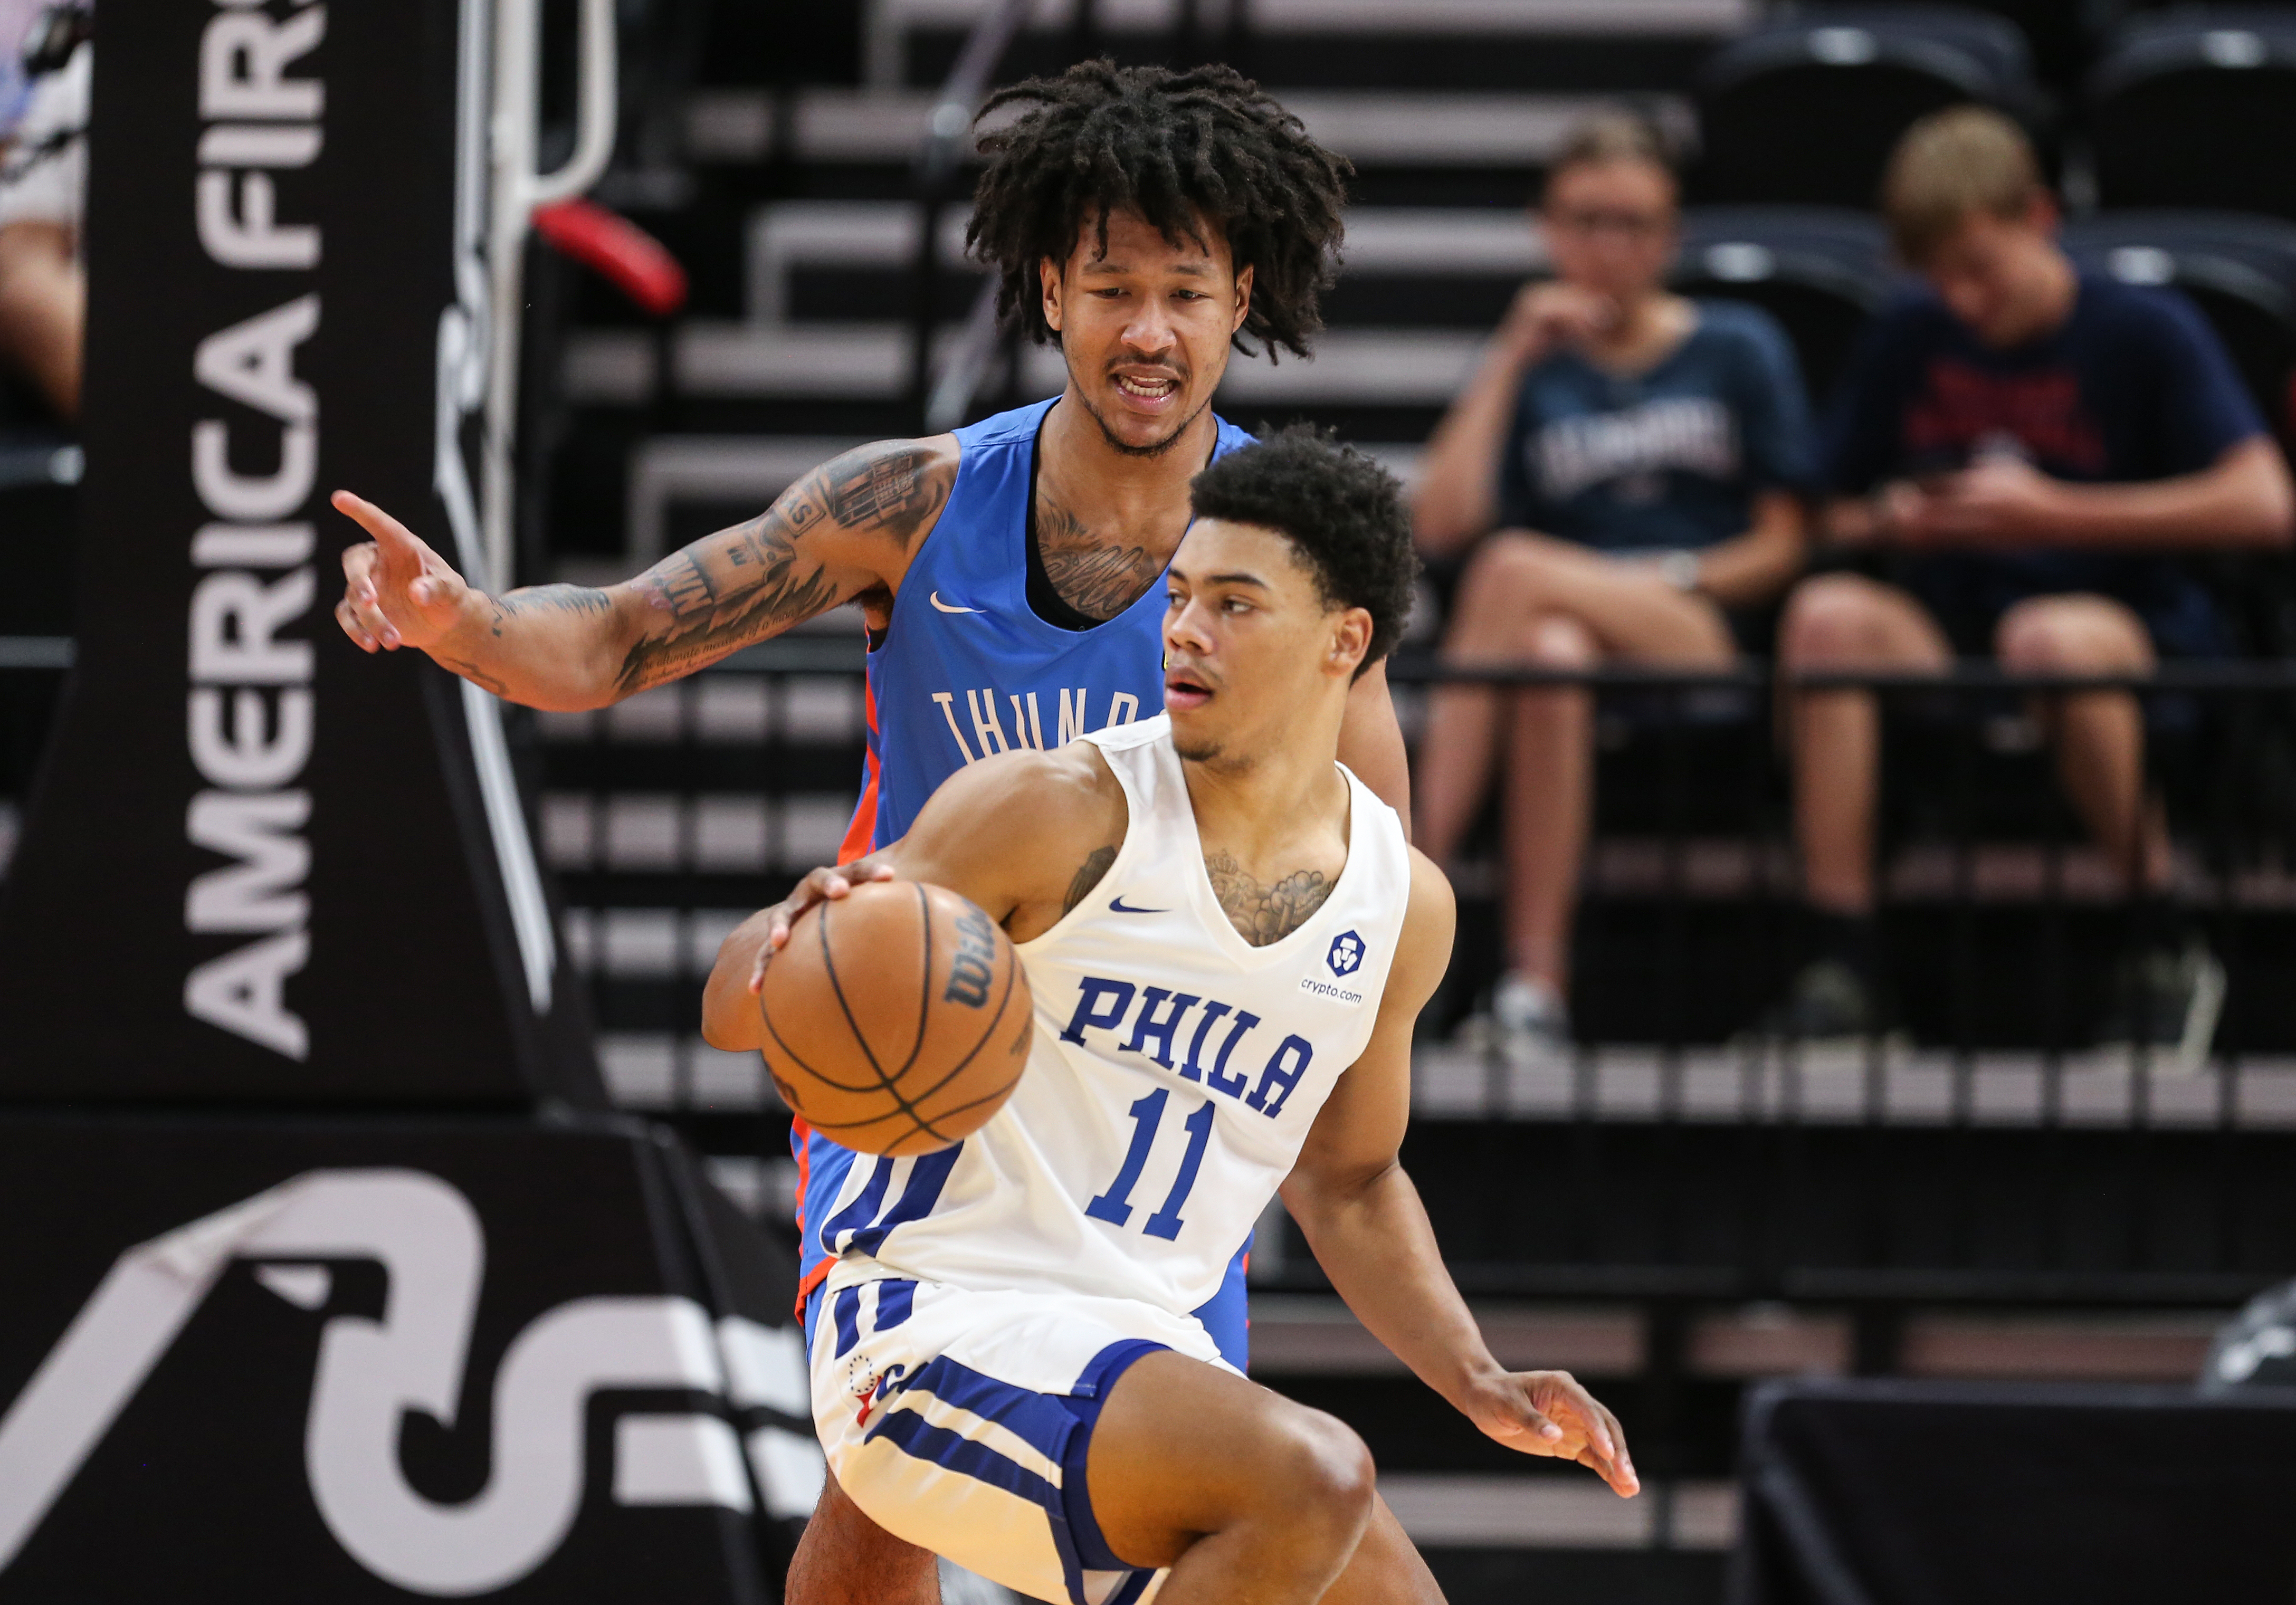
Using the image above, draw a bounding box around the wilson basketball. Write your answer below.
[758,879,1034,1155]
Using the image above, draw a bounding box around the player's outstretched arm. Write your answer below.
[332,436,958,710]
[700,742,1126,1051]
[1280,849,1638,1497]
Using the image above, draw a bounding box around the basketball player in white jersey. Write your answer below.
[707,431,1636,1604]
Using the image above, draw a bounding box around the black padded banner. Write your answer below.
[1731,1377,2296,1605]
[0,0,599,1103]
[0,1114,813,1601]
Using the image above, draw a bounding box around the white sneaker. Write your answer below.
[1492,971,1573,1065]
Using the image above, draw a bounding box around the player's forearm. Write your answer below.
[421,583,634,710]
[1337,661,1411,831]
[1284,1163,1504,1409]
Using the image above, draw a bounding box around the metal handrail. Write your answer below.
[1380,654,2296,693]
[908,0,1033,430]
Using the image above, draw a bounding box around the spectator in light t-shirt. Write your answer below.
[1413,110,1816,1060]
[1770,107,2294,1058]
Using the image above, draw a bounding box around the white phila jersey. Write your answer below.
[813,714,1414,1321]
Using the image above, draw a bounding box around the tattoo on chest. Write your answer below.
[615,443,947,695]
[1036,493,1159,623]
[1063,845,1118,914]
[1204,853,1334,947]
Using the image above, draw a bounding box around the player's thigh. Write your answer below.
[785,1467,941,1605]
[1317,1492,1447,1605]
[1779,572,1952,670]
[1084,1349,1375,1570]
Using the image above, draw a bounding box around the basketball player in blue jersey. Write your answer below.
[331,59,1399,1605]
[711,431,1636,1605]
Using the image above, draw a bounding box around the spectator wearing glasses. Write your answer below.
[1412,111,1817,1059]
[1772,108,2296,1053]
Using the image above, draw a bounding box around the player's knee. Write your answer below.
[1779,574,1885,666]
[1264,1407,1377,1536]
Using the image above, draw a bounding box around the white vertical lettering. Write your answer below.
[1021,692,1046,750]
[185,790,312,932]
[931,691,977,765]
[1058,687,1089,744]
[189,687,313,789]
[1107,693,1139,726]
[185,8,324,1061]
[189,569,316,684]
[185,930,310,1060]
[966,689,1010,754]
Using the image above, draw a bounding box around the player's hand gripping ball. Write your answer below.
[759,880,1034,1155]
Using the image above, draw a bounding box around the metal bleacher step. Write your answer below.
[565,320,1487,409]
[686,87,1693,175]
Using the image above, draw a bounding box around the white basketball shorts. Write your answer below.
[806,1272,1232,1605]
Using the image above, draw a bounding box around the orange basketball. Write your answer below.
[758,879,1034,1155]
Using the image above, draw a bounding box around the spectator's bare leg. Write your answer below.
[1422,532,1735,991]
[0,221,81,419]
[785,1468,942,1605]
[1778,575,1951,912]
[1502,614,1596,987]
[1995,595,2168,893]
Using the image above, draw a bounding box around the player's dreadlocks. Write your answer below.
[967,60,1351,362]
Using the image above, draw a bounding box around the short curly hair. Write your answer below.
[967,61,1351,362]
[1188,427,1419,677]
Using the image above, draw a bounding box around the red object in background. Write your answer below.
[532,198,688,317]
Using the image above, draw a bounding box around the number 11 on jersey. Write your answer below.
[1085,1089,1217,1241]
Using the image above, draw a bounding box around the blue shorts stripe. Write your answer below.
[1054,1339,1168,1573]
[865,1404,1060,1508]
[820,1154,895,1257]
[899,1354,1076,1461]
[875,1279,917,1332]
[833,1286,864,1360]
[848,1147,964,1256]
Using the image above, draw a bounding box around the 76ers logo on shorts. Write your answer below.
[1326,930,1366,977]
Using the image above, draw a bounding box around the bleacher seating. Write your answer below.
[2089,7,2296,219]
[1695,5,2037,207]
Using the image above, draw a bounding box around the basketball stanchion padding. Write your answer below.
[759,881,1034,1155]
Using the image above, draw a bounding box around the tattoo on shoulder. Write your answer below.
[1035,493,1158,623]
[824,443,948,541]
[613,441,947,696]
[1204,853,1333,947]
[1063,845,1119,915]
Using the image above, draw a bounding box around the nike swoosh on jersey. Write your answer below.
[929,591,982,614]
[1109,896,1170,914]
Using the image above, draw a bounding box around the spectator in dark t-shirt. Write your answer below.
[1773,108,2294,1055]
[1414,111,1816,1059]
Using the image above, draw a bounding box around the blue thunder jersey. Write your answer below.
[799,398,1256,1340]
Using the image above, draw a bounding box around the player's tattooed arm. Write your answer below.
[334,437,952,709]
[1035,492,1160,622]
[1062,846,1119,915]
[1205,853,1335,947]
[611,438,955,696]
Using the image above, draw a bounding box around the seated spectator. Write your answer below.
[0,19,84,420]
[1773,107,2295,1052]
[1412,111,1816,1057]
